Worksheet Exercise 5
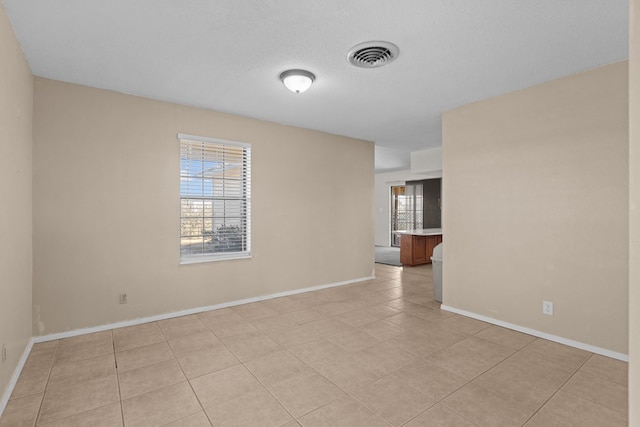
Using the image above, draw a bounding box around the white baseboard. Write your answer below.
[441,304,628,362]
[0,338,34,418]
[33,275,374,343]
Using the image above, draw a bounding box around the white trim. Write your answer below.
[177,133,251,148]
[33,275,374,343]
[180,253,252,265]
[441,304,629,362]
[0,338,34,418]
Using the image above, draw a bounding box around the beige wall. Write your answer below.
[629,0,639,423]
[443,62,629,354]
[32,78,374,335]
[0,4,33,403]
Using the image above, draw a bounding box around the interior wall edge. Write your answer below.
[0,1,34,415]
[628,0,640,423]
[0,339,34,419]
[441,304,628,362]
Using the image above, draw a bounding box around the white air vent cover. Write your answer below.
[347,41,399,68]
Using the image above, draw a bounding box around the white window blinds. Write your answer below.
[179,133,251,263]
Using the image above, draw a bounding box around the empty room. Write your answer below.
[1,1,639,426]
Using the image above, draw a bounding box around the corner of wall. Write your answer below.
[0,2,34,417]
[628,0,639,423]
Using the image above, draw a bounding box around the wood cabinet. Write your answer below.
[400,233,442,267]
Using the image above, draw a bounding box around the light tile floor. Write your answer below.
[0,264,629,426]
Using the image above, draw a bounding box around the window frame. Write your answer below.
[178,133,252,264]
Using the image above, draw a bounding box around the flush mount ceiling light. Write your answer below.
[347,41,399,68]
[280,69,315,93]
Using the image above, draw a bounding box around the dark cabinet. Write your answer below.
[422,178,441,228]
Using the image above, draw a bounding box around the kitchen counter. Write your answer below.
[393,229,442,266]
[393,228,443,236]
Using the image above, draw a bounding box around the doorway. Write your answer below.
[391,179,441,246]
[391,185,407,246]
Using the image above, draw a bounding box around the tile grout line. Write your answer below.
[424,343,522,427]
[32,336,123,426]
[116,320,210,425]
[240,350,304,425]
[345,371,432,427]
[230,316,393,425]
[196,319,245,425]
[555,361,629,418]
[112,333,126,427]
[296,309,421,426]
[215,313,358,425]
[379,317,504,426]
[201,311,347,424]
[33,339,60,427]
[294,348,393,427]
[160,319,216,426]
[516,346,594,426]
[559,387,629,418]
[398,404,481,427]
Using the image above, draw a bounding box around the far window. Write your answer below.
[178,134,251,263]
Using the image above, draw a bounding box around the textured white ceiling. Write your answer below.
[2,0,629,171]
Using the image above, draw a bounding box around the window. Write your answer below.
[390,185,406,246]
[178,133,251,263]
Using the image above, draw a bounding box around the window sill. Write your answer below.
[180,252,252,265]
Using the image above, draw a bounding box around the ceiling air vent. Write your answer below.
[347,41,399,68]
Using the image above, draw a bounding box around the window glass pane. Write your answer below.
[203,200,213,217]
[179,136,251,261]
[181,236,205,256]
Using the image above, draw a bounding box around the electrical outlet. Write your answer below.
[542,300,554,316]
[1,344,6,364]
[119,293,128,304]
